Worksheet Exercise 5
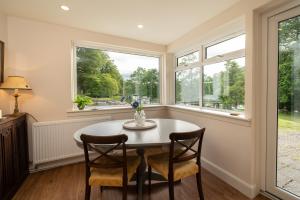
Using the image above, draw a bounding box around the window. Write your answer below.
[203,57,245,111]
[176,68,200,106]
[175,51,201,106]
[177,51,199,67]
[75,46,160,107]
[205,34,245,59]
[175,33,246,113]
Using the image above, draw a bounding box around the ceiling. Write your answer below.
[0,0,240,45]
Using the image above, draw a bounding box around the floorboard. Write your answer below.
[13,163,270,200]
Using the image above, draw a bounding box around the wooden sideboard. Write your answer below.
[0,113,29,200]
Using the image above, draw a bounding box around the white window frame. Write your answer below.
[71,41,164,107]
[174,49,202,106]
[203,32,245,65]
[174,32,246,113]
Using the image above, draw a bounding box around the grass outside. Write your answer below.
[278,112,300,133]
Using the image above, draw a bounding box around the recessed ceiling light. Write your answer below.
[137,24,143,29]
[60,5,70,11]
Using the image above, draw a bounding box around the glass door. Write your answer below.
[266,4,300,200]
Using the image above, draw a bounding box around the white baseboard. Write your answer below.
[201,157,259,199]
[29,155,85,173]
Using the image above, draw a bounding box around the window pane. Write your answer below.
[176,68,200,106]
[177,51,199,67]
[277,15,300,197]
[206,34,245,59]
[203,57,245,111]
[76,47,160,106]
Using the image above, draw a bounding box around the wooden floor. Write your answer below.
[13,163,270,200]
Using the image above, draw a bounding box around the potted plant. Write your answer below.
[74,95,93,110]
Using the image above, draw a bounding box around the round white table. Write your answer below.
[73,118,201,199]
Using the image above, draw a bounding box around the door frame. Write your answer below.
[262,1,300,199]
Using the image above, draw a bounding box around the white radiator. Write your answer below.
[32,116,111,168]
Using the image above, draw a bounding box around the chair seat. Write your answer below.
[148,152,199,181]
[144,146,169,157]
[89,156,140,187]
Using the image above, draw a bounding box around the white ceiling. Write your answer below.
[0,0,240,45]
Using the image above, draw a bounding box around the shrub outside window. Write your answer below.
[176,67,201,106]
[203,57,245,111]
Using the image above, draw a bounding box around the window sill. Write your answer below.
[66,104,251,126]
[167,105,251,127]
[66,105,167,117]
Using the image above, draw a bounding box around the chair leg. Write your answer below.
[100,186,103,197]
[85,184,91,200]
[122,185,127,200]
[136,168,139,194]
[196,172,204,200]
[168,180,174,200]
[148,166,152,194]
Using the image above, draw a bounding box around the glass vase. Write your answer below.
[134,110,146,126]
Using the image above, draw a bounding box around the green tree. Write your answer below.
[124,67,159,103]
[203,75,213,95]
[76,48,123,98]
[219,61,245,110]
[278,16,300,112]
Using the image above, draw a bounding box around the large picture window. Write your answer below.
[175,33,246,113]
[75,46,160,107]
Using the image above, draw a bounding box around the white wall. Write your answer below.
[167,107,254,196]
[1,16,166,121]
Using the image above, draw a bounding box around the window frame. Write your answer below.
[174,32,246,113]
[174,49,202,106]
[71,41,164,108]
[203,32,245,65]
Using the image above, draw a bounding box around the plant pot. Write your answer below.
[77,104,85,110]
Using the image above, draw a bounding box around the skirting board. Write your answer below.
[29,154,85,173]
[29,152,100,173]
[201,157,259,199]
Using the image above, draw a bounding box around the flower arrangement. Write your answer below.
[131,100,143,113]
[74,95,93,110]
[131,99,146,126]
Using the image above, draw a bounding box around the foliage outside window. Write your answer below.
[177,51,199,67]
[176,68,200,105]
[76,46,160,107]
[278,16,300,113]
[203,57,245,111]
[175,33,246,113]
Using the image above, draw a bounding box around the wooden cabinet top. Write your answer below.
[0,113,26,125]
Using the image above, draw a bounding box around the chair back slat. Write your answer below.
[169,128,205,165]
[80,134,128,169]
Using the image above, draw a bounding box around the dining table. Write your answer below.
[73,118,201,200]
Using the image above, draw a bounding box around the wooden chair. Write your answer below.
[147,128,205,200]
[80,134,140,200]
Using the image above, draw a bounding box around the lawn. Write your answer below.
[278,112,300,133]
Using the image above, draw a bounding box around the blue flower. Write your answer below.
[131,101,139,109]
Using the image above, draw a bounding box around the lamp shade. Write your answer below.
[0,76,31,90]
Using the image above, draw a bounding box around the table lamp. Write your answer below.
[0,76,31,115]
